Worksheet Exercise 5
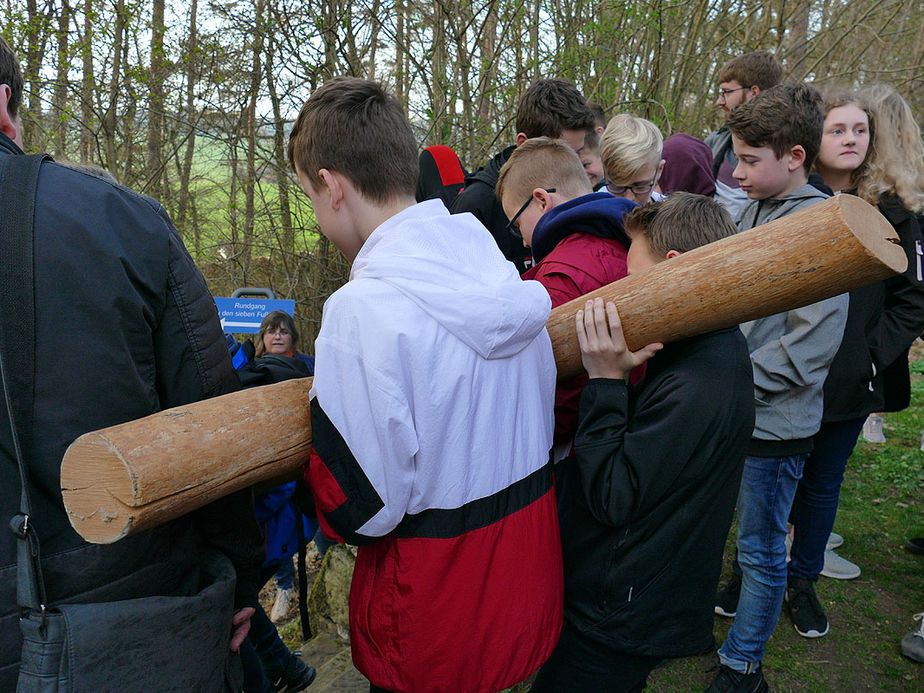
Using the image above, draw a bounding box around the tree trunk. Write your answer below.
[242,0,265,277]
[79,0,94,163]
[176,0,199,252]
[146,0,166,199]
[60,195,906,544]
[103,0,127,175]
[266,38,294,260]
[52,0,71,157]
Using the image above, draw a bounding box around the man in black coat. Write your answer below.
[531,194,755,692]
[0,37,262,690]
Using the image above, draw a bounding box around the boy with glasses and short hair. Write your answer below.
[496,136,636,459]
[706,50,784,218]
[600,114,665,205]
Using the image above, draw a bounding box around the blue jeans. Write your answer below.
[274,556,295,591]
[719,454,806,672]
[788,417,865,580]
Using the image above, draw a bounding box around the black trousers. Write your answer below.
[529,621,663,693]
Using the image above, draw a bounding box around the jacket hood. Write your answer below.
[351,200,552,359]
[660,133,716,197]
[531,192,635,264]
[741,183,829,227]
[464,145,515,188]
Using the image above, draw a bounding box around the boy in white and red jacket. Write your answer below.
[289,77,563,693]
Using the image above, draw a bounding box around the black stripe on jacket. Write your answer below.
[311,397,554,542]
[310,397,385,545]
[397,463,554,539]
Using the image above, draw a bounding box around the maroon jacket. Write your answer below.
[524,223,632,445]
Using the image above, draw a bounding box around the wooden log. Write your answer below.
[548,193,907,379]
[60,194,906,544]
[60,378,313,541]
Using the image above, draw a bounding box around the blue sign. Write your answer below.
[214,297,296,334]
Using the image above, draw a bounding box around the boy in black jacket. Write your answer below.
[531,193,755,693]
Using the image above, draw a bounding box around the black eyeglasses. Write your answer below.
[606,177,656,196]
[506,188,556,238]
[717,86,748,102]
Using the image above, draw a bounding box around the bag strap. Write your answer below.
[0,151,51,613]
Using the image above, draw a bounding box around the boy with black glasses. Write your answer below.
[600,113,665,206]
[496,136,635,459]
[705,50,783,218]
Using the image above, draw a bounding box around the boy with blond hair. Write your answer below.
[288,78,563,693]
[600,113,665,205]
[530,193,754,692]
[496,136,635,454]
[709,83,848,693]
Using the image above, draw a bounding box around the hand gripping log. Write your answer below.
[61,194,907,543]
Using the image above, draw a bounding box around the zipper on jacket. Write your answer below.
[915,239,922,282]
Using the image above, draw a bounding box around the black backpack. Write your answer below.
[236,353,313,388]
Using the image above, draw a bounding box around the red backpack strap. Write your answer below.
[425,145,466,186]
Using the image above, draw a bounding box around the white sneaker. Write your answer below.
[820,549,861,580]
[271,587,296,623]
[901,612,924,663]
[862,413,886,443]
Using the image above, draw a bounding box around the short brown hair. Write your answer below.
[287,77,418,203]
[515,79,595,139]
[625,192,737,256]
[726,83,823,173]
[718,51,783,91]
[580,128,600,155]
[496,137,592,205]
[588,102,607,130]
[0,36,23,118]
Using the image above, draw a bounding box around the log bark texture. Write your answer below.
[60,194,906,543]
[548,194,907,379]
[60,378,313,541]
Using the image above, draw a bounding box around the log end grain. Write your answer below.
[834,193,907,274]
[61,431,137,543]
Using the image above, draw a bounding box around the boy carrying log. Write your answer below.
[529,193,755,692]
[287,77,563,693]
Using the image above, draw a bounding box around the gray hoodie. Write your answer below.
[737,184,848,453]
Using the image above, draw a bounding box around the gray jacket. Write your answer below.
[738,184,848,451]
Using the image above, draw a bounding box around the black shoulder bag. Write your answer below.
[1,153,242,693]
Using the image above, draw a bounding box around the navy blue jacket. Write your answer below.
[0,134,262,688]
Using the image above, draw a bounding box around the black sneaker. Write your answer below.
[271,655,317,693]
[906,537,924,556]
[715,573,741,617]
[787,576,829,638]
[705,664,768,692]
